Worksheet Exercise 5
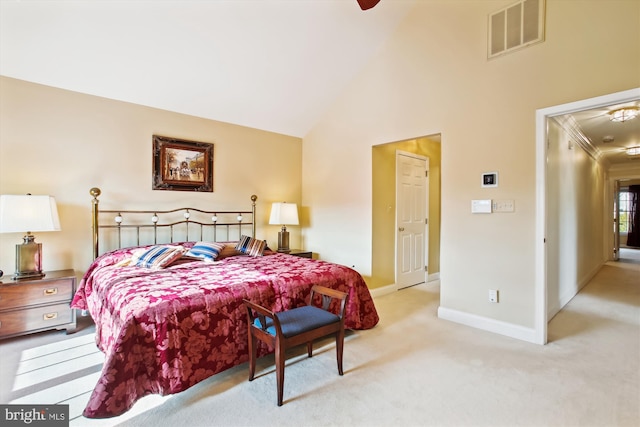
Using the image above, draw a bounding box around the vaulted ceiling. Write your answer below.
[2,0,638,165]
[0,0,417,138]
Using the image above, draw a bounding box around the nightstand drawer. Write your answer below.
[0,278,74,309]
[0,270,76,339]
[0,303,73,336]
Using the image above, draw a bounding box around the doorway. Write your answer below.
[616,181,640,258]
[371,136,441,291]
[536,87,640,345]
[614,180,621,261]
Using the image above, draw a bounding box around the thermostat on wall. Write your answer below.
[482,172,498,188]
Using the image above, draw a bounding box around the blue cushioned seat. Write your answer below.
[255,305,340,338]
[244,285,349,406]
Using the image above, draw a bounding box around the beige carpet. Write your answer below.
[1,252,638,427]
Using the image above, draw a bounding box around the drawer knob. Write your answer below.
[43,312,58,320]
[44,288,58,296]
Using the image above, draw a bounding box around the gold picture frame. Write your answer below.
[152,135,214,192]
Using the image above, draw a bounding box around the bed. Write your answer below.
[71,188,379,418]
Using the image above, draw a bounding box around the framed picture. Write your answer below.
[152,135,214,192]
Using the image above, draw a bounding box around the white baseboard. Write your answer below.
[369,284,397,298]
[370,273,440,298]
[548,260,604,320]
[437,306,539,344]
[372,277,539,344]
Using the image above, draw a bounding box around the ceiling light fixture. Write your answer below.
[609,107,639,123]
[626,146,640,156]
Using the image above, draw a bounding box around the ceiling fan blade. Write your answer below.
[357,0,381,11]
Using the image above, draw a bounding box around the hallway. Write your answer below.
[618,247,640,265]
[548,246,639,344]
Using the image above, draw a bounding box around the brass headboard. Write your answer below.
[90,187,257,258]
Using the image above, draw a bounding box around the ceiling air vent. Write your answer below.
[488,0,545,59]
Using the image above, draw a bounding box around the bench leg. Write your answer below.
[276,341,285,406]
[336,330,344,376]
[248,333,257,381]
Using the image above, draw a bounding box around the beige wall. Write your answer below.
[371,136,441,288]
[302,0,640,332]
[0,77,302,277]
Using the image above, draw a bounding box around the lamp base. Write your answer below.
[13,235,45,281]
[277,230,291,253]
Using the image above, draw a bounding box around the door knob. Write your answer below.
[399,227,405,232]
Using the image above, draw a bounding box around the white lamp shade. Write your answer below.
[269,202,299,226]
[0,195,61,233]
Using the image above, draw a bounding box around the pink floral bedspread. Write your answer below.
[71,245,379,418]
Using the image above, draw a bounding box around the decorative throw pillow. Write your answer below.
[185,241,226,261]
[132,245,186,269]
[217,242,242,259]
[235,235,266,257]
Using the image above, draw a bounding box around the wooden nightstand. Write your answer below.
[288,249,312,259]
[0,269,77,339]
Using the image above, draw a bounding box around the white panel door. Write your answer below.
[396,152,428,289]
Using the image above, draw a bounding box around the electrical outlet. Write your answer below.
[489,289,499,303]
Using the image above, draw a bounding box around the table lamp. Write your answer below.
[269,202,299,253]
[0,194,61,280]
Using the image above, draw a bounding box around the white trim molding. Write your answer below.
[369,284,397,298]
[438,306,538,343]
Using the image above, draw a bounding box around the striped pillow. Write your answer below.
[235,235,266,257]
[133,245,186,269]
[185,241,225,261]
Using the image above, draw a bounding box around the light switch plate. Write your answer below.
[492,199,515,212]
[471,199,492,213]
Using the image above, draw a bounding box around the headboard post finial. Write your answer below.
[90,187,101,259]
[251,195,257,237]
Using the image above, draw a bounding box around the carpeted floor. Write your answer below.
[1,250,638,427]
